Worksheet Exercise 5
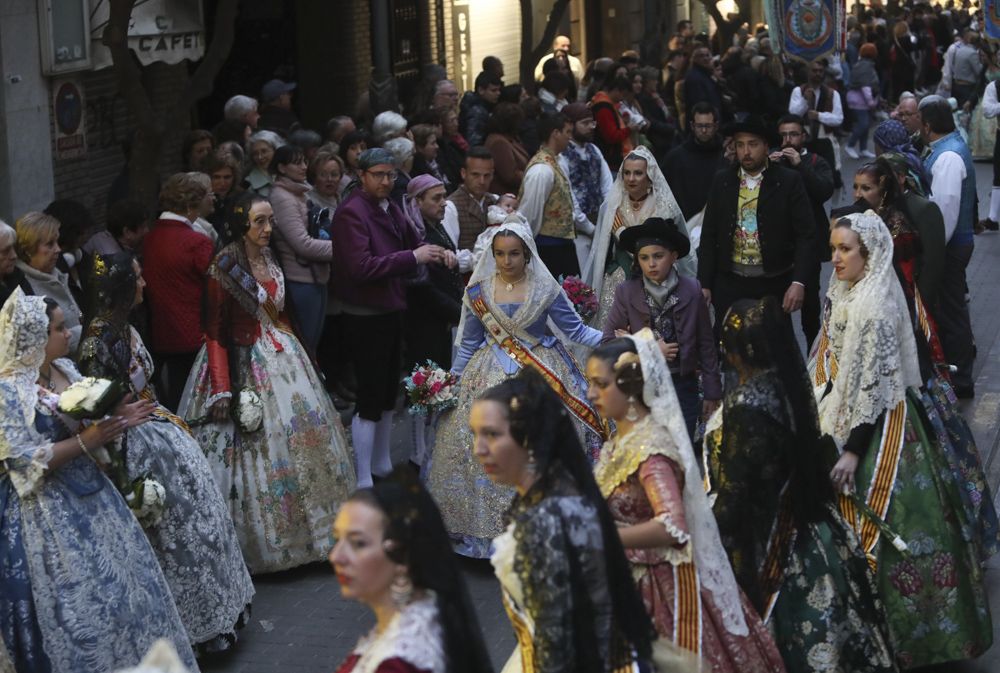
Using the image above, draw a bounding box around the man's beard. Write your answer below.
[572,132,591,144]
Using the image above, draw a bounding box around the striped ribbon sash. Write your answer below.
[673,562,703,656]
[501,589,536,673]
[759,483,797,624]
[837,399,907,570]
[466,282,606,440]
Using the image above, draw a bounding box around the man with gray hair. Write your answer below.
[431,79,460,111]
[222,95,259,130]
[534,35,583,84]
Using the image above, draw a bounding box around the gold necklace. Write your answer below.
[497,271,527,292]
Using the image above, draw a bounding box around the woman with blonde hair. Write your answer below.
[0,220,24,306]
[14,212,83,351]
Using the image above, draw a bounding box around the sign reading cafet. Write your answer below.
[89,0,206,70]
[52,80,87,160]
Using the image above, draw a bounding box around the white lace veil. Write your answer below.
[454,221,564,347]
[0,289,50,431]
[629,328,749,637]
[583,146,694,303]
[811,210,922,449]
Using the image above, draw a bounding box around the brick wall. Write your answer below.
[51,62,190,225]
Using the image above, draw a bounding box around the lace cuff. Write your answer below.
[6,442,54,498]
[206,391,233,409]
[653,513,693,565]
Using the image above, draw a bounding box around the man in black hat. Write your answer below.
[697,117,815,332]
[259,79,299,137]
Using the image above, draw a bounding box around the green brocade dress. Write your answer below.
[705,371,897,673]
[848,389,993,668]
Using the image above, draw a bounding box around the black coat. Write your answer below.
[774,150,834,265]
[662,137,729,220]
[697,163,816,289]
[683,66,723,121]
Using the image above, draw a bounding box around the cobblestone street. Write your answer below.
[203,156,1000,673]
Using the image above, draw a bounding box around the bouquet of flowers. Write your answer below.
[561,275,598,323]
[234,389,264,433]
[404,361,459,416]
[57,377,126,420]
[126,474,167,528]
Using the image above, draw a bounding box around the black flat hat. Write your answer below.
[722,116,776,146]
[618,217,691,259]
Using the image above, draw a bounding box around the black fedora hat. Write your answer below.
[722,116,775,146]
[618,217,691,259]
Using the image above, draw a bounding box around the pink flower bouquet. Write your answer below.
[561,275,598,323]
[404,361,459,416]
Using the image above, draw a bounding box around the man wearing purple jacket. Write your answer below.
[331,148,449,486]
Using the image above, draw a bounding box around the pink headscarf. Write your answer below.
[404,174,444,236]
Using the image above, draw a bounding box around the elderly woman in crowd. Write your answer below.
[206,153,244,236]
[306,149,344,212]
[13,212,83,351]
[181,129,215,172]
[143,173,216,411]
[384,136,415,207]
[484,102,530,195]
[0,220,24,306]
[269,144,333,353]
[244,130,285,198]
[372,110,408,147]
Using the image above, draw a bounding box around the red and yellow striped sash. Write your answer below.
[673,562,702,656]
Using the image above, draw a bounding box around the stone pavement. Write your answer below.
[203,155,1000,673]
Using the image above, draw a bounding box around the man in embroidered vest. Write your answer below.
[519,112,596,279]
[442,146,497,274]
[921,99,978,398]
[697,117,815,334]
[559,102,612,271]
[331,148,449,487]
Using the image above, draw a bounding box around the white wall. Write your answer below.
[469,0,522,84]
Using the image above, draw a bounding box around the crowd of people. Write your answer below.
[2,1,1000,671]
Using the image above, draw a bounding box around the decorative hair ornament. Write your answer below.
[509,396,520,412]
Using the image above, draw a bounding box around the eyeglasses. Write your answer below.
[365,169,397,182]
[778,131,803,138]
[693,123,717,130]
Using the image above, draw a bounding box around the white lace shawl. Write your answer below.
[810,210,922,449]
[583,146,694,304]
[348,594,446,673]
[454,221,564,347]
[0,289,54,496]
[630,328,749,636]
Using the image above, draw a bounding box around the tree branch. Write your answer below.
[180,0,241,109]
[697,0,729,31]
[103,0,156,129]
[530,0,572,64]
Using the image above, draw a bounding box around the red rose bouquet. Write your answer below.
[561,275,598,323]
[404,361,459,416]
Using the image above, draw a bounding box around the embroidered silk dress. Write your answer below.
[595,415,785,673]
[334,595,445,673]
[179,246,355,573]
[77,322,255,651]
[425,285,601,558]
[704,371,897,673]
[0,294,198,673]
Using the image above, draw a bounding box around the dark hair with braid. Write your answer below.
[477,368,654,671]
[348,468,494,673]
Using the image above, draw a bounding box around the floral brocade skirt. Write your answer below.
[179,335,356,574]
[425,343,596,558]
[593,267,627,329]
[853,390,993,668]
[632,560,787,673]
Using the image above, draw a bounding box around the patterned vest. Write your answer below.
[519,148,576,240]
[447,187,497,250]
[563,142,604,221]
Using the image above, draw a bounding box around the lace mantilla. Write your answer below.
[811,210,921,449]
[350,594,445,673]
[584,145,693,305]
[629,328,749,637]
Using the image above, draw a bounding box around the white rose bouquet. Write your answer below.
[57,377,126,420]
[126,474,167,528]
[234,389,264,433]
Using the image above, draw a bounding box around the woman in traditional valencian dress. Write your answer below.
[586,331,785,673]
[0,289,198,672]
[704,297,897,673]
[331,468,494,673]
[472,369,659,673]
[425,222,604,558]
[179,193,355,573]
[77,252,255,653]
[583,146,691,327]
[847,166,1000,565]
[811,211,993,668]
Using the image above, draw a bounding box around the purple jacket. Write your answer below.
[602,275,722,401]
[330,188,422,312]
